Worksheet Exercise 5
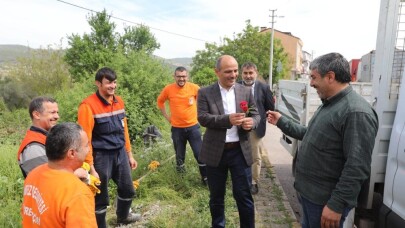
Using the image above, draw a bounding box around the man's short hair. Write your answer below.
[95,67,117,82]
[174,66,187,74]
[29,96,57,119]
[45,123,83,161]
[309,52,351,83]
[241,62,258,71]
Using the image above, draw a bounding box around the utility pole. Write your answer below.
[268,9,283,90]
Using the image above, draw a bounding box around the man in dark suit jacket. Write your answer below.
[197,55,260,228]
[239,62,275,195]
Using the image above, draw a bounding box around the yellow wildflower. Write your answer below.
[148,160,160,171]
[133,180,139,190]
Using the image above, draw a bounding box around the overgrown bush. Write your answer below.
[0,108,30,145]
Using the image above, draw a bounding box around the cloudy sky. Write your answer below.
[1,0,380,60]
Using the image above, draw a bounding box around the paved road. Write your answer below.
[262,123,302,223]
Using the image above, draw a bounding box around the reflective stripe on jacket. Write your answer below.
[80,92,127,152]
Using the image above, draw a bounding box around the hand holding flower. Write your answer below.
[241,117,254,130]
[229,113,246,126]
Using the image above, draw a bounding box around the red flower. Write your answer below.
[240,100,249,113]
[240,100,253,118]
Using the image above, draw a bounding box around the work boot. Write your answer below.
[95,211,107,228]
[117,212,142,224]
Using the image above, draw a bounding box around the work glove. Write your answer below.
[81,162,101,196]
[86,173,101,195]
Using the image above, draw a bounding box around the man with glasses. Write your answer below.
[157,66,207,185]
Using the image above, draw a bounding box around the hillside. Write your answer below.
[165,57,193,69]
[0,44,192,69]
[0,45,32,64]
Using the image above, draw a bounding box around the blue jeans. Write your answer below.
[171,124,206,178]
[206,145,254,228]
[300,195,352,228]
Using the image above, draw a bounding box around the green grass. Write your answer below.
[106,140,240,227]
[265,167,296,227]
[0,144,24,228]
[0,140,241,228]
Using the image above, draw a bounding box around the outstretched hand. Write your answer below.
[266,111,282,125]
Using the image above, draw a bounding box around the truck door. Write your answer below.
[383,74,405,221]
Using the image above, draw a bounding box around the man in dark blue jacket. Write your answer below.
[240,62,274,194]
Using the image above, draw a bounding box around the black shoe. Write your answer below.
[202,177,208,186]
[117,212,142,225]
[250,184,259,195]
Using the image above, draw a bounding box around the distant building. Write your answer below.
[357,51,375,82]
[357,49,405,83]
[260,27,304,79]
[301,50,313,79]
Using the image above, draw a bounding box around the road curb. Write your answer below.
[253,156,300,227]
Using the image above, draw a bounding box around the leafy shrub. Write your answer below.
[0,108,30,145]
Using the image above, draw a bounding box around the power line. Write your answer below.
[56,0,212,43]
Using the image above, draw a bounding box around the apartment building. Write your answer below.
[260,27,304,79]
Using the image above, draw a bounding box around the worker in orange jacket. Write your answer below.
[77,67,140,227]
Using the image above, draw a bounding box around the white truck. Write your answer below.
[275,0,405,227]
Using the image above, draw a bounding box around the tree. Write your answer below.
[56,51,173,141]
[64,9,160,82]
[191,20,289,85]
[0,46,72,110]
[64,9,118,82]
[119,25,160,54]
[190,43,221,86]
[191,66,217,87]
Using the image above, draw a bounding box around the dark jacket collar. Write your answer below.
[322,85,352,106]
[30,126,48,136]
[96,90,118,105]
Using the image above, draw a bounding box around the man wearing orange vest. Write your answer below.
[17,96,60,178]
[77,67,140,227]
[157,66,207,185]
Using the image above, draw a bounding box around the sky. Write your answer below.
[1,0,381,60]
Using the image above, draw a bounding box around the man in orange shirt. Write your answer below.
[157,66,207,184]
[21,122,97,227]
[77,67,140,227]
